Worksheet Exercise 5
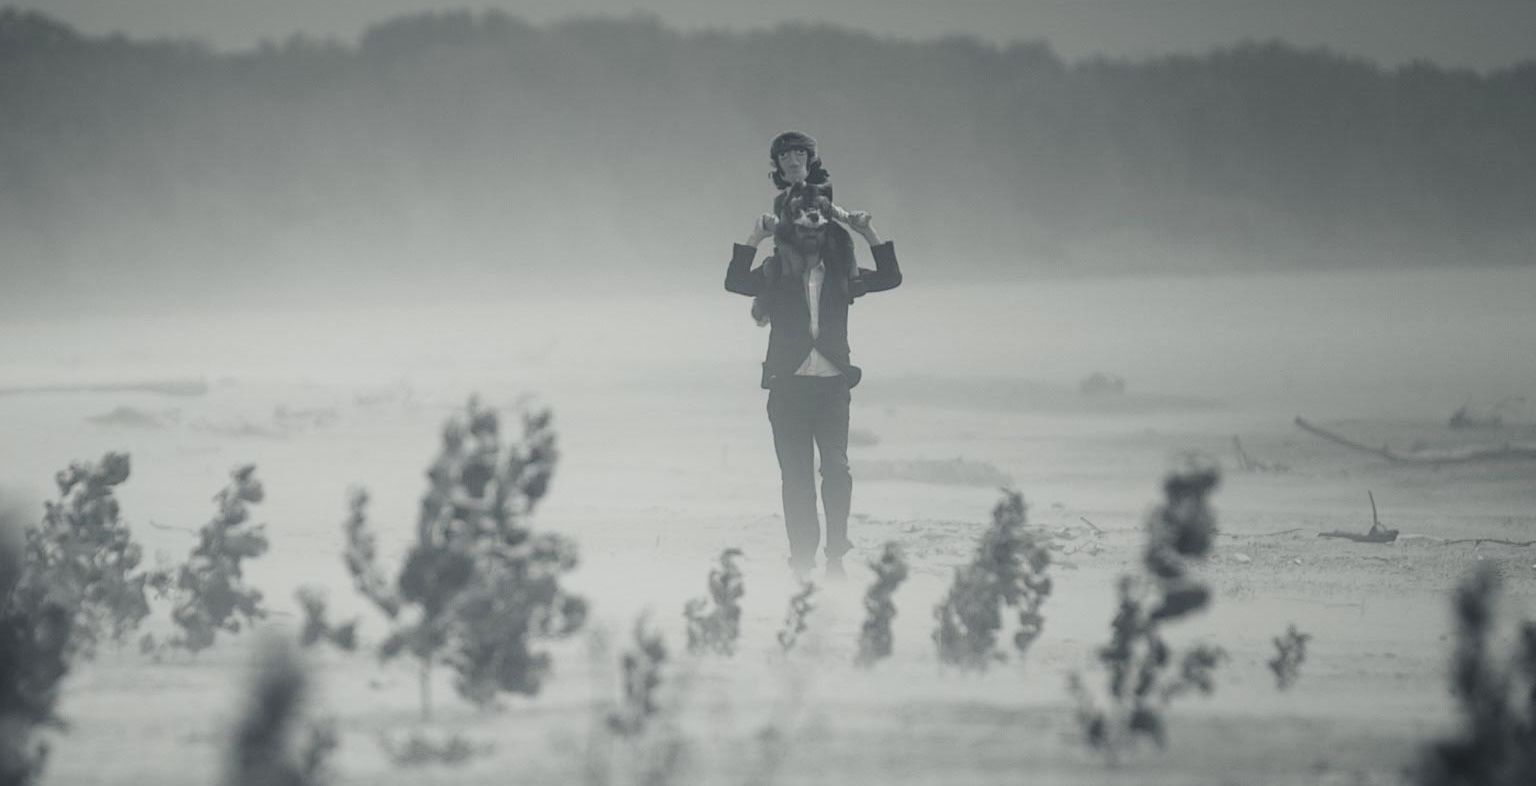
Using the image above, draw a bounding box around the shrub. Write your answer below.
[933,491,1052,669]
[1268,624,1311,690]
[159,465,270,653]
[608,615,668,736]
[226,639,337,786]
[9,453,170,660]
[0,498,72,785]
[855,542,909,668]
[1069,457,1226,759]
[1415,566,1536,785]
[684,549,744,656]
[294,588,357,652]
[342,398,587,718]
[776,580,817,654]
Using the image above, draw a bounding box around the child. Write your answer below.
[750,132,866,326]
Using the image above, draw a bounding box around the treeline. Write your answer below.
[2,7,1533,309]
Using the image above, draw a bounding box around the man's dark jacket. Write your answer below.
[724,224,902,389]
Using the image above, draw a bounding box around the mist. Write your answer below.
[5,6,1536,785]
[3,8,1534,316]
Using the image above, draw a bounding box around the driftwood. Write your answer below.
[1225,528,1304,539]
[1232,435,1289,472]
[1318,491,1399,544]
[1295,416,1536,464]
[1437,538,1536,548]
[1319,528,1398,544]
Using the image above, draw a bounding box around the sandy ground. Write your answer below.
[3,269,1536,785]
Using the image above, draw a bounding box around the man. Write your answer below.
[724,131,903,579]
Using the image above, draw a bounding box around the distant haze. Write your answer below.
[1,7,1533,315]
[25,0,1536,70]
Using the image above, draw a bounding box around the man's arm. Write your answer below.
[847,212,902,294]
[725,214,776,296]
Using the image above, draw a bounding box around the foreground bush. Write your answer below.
[226,640,336,786]
[343,398,587,717]
[11,454,169,659]
[1415,566,1536,786]
[776,580,817,655]
[856,542,909,668]
[684,549,744,656]
[933,491,1052,669]
[159,466,270,653]
[1070,457,1226,758]
[608,615,668,737]
[0,496,71,785]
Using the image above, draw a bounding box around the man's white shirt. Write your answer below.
[795,258,842,377]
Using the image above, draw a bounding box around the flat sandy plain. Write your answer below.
[3,266,1534,785]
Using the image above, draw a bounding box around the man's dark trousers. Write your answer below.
[767,375,852,570]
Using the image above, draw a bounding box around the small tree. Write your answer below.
[933,492,1052,669]
[776,580,816,654]
[856,542,909,668]
[1415,566,1536,786]
[608,615,668,736]
[1069,457,1226,759]
[0,499,72,785]
[294,588,357,652]
[343,398,587,718]
[684,549,744,656]
[1268,624,1311,691]
[9,454,170,660]
[160,466,270,653]
[226,639,337,786]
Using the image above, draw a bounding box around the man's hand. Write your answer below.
[746,213,777,246]
[845,210,883,245]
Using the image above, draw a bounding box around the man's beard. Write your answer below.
[789,225,824,254]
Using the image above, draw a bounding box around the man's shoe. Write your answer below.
[824,557,846,581]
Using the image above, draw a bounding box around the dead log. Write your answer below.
[1318,491,1399,543]
[1294,416,1536,464]
[1436,538,1536,548]
[1232,435,1289,472]
[1225,528,1304,539]
[1319,528,1399,544]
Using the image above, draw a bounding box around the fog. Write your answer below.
[8,264,1535,420]
[2,9,1534,318]
[5,8,1536,785]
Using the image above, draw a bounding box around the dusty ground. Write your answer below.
[4,269,1536,785]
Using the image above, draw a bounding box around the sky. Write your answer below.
[23,0,1536,71]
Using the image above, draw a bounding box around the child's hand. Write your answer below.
[845,211,882,244]
[746,213,777,246]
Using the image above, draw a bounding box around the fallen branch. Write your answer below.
[1319,529,1398,544]
[1318,491,1399,543]
[1223,528,1303,539]
[1294,416,1536,464]
[1437,538,1536,548]
[1232,436,1289,472]
[1078,516,1105,535]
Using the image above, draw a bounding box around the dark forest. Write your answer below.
[2,7,1532,311]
